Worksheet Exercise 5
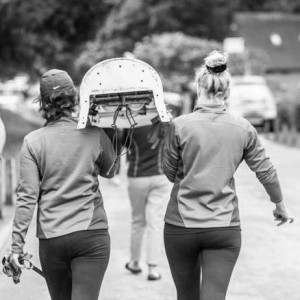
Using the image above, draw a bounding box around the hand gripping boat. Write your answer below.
[77,58,171,130]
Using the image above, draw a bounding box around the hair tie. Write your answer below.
[206,64,227,74]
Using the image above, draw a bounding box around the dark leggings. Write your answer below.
[39,229,110,300]
[164,223,241,300]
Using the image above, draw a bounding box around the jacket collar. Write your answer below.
[194,102,227,114]
[46,116,78,127]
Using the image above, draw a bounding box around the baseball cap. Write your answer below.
[40,69,76,99]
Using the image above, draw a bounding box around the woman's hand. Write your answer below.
[147,115,172,149]
[9,253,24,271]
[273,201,295,226]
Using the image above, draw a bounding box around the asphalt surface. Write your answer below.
[0,138,299,300]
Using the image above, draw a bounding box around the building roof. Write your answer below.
[232,13,300,72]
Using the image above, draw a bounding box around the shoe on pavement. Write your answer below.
[125,262,142,274]
[110,176,121,186]
[147,272,161,281]
[148,264,161,280]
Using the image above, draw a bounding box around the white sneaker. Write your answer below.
[110,176,121,186]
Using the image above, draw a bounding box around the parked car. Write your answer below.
[228,76,277,131]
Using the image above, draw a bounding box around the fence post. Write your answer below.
[289,127,298,147]
[0,157,6,219]
[6,158,17,205]
[279,124,289,144]
[274,119,280,142]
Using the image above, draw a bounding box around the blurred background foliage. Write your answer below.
[0,0,300,146]
[132,33,222,91]
[227,49,270,76]
[0,0,300,85]
[0,0,115,81]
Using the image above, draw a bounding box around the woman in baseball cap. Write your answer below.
[9,69,118,300]
[38,69,78,124]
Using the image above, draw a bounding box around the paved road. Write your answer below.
[0,138,299,300]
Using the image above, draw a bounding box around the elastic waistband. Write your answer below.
[164,222,241,234]
[39,228,109,240]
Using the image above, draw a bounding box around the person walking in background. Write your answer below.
[162,51,294,300]
[124,125,171,281]
[9,69,118,300]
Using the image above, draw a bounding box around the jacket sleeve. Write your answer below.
[162,121,180,183]
[98,129,119,178]
[244,125,283,203]
[12,139,40,254]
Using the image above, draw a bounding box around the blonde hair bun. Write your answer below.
[195,50,231,101]
[205,51,228,68]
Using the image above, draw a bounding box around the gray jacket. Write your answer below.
[12,117,117,254]
[163,104,282,228]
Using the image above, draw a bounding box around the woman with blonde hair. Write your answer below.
[162,51,294,300]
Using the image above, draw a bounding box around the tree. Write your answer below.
[237,0,300,12]
[102,0,238,41]
[132,32,222,91]
[75,0,238,73]
[0,0,115,81]
[2,0,298,81]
